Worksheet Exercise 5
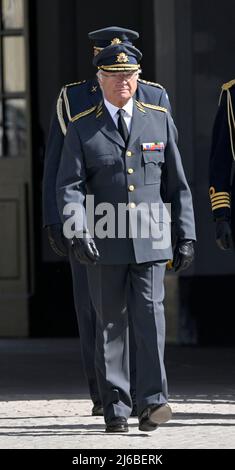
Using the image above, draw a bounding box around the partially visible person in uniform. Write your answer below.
[209,79,235,250]
[56,38,196,432]
[43,26,173,418]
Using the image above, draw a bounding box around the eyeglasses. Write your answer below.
[100,71,139,82]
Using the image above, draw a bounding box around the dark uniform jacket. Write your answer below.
[42,78,172,227]
[56,100,196,264]
[209,80,235,223]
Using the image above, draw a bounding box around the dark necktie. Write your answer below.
[117,109,129,145]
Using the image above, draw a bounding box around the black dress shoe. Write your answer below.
[139,403,172,432]
[105,417,129,433]
[92,402,103,416]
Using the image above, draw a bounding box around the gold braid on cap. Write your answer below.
[98,64,140,71]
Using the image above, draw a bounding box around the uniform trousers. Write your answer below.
[69,250,137,405]
[87,261,168,422]
[69,251,100,404]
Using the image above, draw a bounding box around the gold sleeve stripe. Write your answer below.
[212,199,230,206]
[211,199,230,206]
[209,186,231,210]
[71,106,97,122]
[210,192,230,198]
[211,196,230,201]
[56,87,67,136]
[212,203,230,210]
[210,195,230,202]
[212,202,230,209]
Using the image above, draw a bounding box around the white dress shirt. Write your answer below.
[104,97,133,133]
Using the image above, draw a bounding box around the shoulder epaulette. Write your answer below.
[71,105,97,122]
[221,79,235,91]
[63,81,87,122]
[139,102,167,113]
[56,81,88,134]
[138,78,164,89]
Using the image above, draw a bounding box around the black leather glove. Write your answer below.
[215,218,233,250]
[46,223,67,257]
[72,231,100,265]
[173,239,194,273]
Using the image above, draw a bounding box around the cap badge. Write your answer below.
[116,52,129,63]
[111,37,122,45]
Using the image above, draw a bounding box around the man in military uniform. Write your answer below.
[56,40,196,432]
[43,27,173,417]
[209,79,235,250]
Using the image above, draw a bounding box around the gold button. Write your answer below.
[129,202,136,209]
[128,168,134,174]
[126,150,132,157]
[129,185,135,192]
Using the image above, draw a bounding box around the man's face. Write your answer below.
[98,71,138,107]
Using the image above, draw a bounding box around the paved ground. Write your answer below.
[0,339,235,449]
